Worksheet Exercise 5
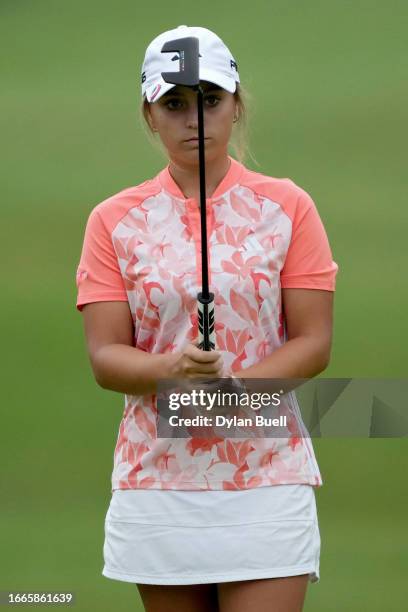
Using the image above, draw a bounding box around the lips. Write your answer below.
[184,137,210,142]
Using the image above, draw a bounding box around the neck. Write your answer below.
[168,154,231,201]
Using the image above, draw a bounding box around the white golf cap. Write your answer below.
[141,25,240,103]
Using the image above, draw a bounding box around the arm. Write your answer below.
[234,186,337,385]
[81,301,168,395]
[233,288,334,380]
[81,301,223,396]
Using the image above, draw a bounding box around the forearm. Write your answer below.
[91,336,329,397]
[92,344,176,396]
[234,335,330,388]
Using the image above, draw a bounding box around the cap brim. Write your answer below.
[199,68,239,93]
[144,79,176,103]
[144,69,239,103]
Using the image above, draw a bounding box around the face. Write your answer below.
[146,81,238,167]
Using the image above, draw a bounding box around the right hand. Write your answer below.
[164,341,224,381]
[163,342,224,438]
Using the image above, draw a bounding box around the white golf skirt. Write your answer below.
[102,484,321,585]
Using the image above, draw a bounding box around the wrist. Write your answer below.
[159,352,180,380]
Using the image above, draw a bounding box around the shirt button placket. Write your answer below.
[185,198,213,287]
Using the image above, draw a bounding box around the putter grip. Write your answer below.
[197,292,215,351]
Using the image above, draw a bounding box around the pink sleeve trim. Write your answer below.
[76,293,129,312]
[280,279,336,291]
[281,262,339,291]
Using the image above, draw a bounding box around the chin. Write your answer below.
[176,145,223,167]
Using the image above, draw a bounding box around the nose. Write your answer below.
[185,101,198,129]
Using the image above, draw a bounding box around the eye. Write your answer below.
[163,98,184,110]
[205,94,221,107]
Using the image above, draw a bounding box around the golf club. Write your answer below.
[161,36,216,351]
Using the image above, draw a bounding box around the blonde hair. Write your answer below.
[139,83,259,167]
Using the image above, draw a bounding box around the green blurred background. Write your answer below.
[1,0,407,610]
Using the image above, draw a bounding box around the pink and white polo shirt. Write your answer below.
[76,156,338,491]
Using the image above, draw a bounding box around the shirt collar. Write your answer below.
[158,155,244,200]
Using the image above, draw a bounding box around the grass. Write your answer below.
[1,0,407,609]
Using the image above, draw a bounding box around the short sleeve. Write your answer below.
[75,208,128,311]
[280,191,339,291]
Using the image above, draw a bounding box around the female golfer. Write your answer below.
[76,25,338,612]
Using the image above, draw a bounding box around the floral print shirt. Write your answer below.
[76,157,338,491]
